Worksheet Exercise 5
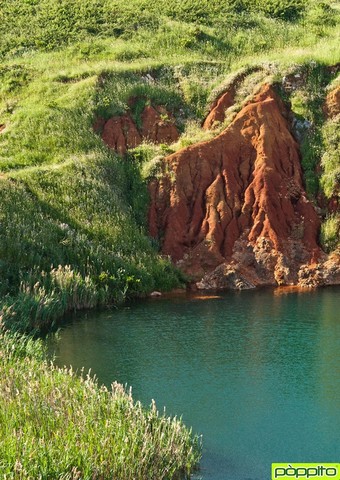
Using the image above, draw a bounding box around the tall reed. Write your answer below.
[0,329,202,479]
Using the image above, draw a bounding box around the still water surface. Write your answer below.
[51,287,340,480]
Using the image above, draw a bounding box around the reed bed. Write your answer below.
[0,330,202,479]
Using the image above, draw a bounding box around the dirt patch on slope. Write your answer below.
[324,85,340,119]
[95,103,179,155]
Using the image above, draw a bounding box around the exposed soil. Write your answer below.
[202,69,258,130]
[149,84,340,289]
[95,103,179,155]
[324,85,340,119]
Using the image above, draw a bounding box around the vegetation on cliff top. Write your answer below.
[0,0,339,332]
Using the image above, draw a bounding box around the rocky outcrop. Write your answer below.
[149,84,332,289]
[324,85,340,119]
[141,105,179,144]
[203,70,252,130]
[203,90,236,130]
[101,115,141,155]
[203,89,235,130]
[298,252,340,288]
[95,104,179,155]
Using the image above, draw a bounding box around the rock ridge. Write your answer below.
[94,104,179,155]
[149,83,339,289]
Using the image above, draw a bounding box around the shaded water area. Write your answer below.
[50,287,340,480]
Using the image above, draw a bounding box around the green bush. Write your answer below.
[320,215,340,252]
[320,117,340,199]
[254,0,307,21]
[305,2,337,27]
[286,62,332,198]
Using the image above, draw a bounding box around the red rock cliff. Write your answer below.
[324,85,340,119]
[149,84,326,288]
[95,104,179,155]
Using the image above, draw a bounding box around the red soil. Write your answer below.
[149,84,324,286]
[96,104,179,155]
[324,85,340,119]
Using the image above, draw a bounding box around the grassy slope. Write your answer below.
[0,0,339,333]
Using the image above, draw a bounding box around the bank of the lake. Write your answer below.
[0,330,201,479]
[51,286,340,480]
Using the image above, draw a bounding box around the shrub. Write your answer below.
[254,0,307,21]
[305,2,337,28]
[320,215,340,252]
[0,266,99,333]
[320,117,340,199]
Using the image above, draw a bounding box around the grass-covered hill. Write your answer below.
[0,0,339,333]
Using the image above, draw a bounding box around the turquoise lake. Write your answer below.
[51,286,340,480]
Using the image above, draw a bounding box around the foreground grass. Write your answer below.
[0,330,201,479]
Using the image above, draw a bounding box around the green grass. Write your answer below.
[321,115,340,198]
[320,75,340,200]
[319,75,340,252]
[0,157,183,333]
[320,215,340,252]
[287,62,332,196]
[0,0,339,332]
[0,0,316,58]
[0,329,201,479]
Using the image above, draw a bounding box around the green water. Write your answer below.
[52,287,340,480]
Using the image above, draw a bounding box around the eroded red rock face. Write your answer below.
[202,69,259,130]
[102,115,141,155]
[324,85,340,118]
[141,105,179,143]
[149,84,324,288]
[203,89,236,130]
[96,104,179,155]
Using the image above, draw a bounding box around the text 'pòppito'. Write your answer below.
[272,464,340,480]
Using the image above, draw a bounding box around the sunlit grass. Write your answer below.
[0,3,338,478]
[320,215,340,253]
[0,330,202,479]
